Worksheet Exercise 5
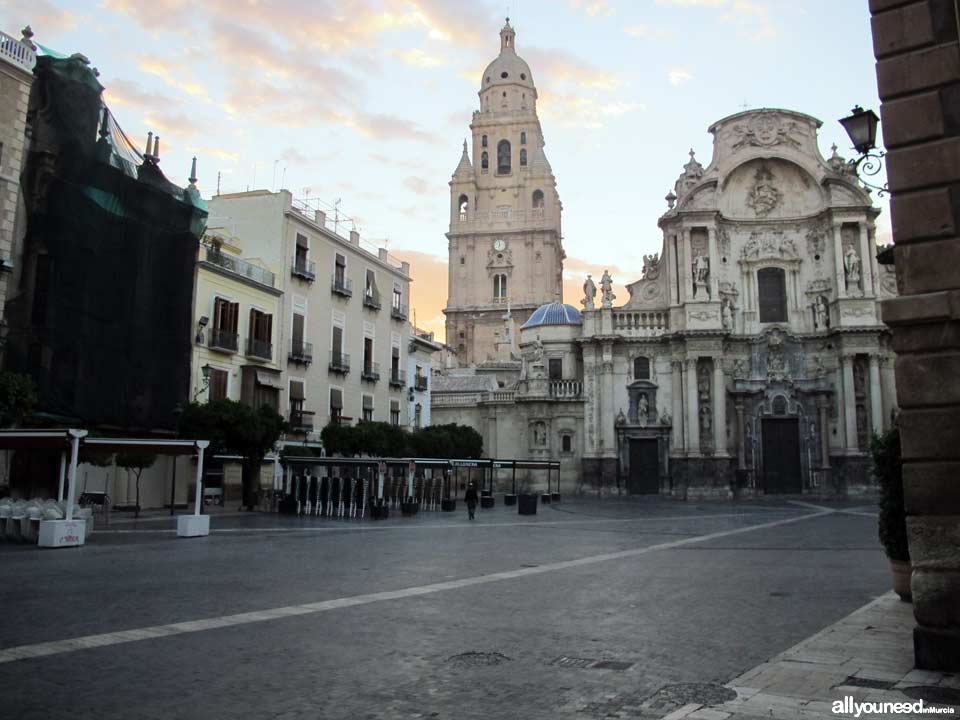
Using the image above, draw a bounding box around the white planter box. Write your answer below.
[176,514,210,537]
[38,519,87,548]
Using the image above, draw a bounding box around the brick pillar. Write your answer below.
[870,0,960,670]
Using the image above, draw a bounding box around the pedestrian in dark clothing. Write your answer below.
[465,483,479,520]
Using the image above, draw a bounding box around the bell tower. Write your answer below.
[443,19,564,366]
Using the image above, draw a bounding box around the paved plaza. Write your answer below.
[0,497,923,719]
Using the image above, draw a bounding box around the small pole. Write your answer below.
[65,430,87,521]
[170,456,177,516]
[512,463,517,495]
[57,451,66,503]
[194,441,209,517]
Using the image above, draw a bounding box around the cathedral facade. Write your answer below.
[432,25,897,498]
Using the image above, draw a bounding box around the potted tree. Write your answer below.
[517,476,538,516]
[116,452,157,519]
[872,425,911,602]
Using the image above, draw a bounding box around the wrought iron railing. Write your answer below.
[332,274,353,297]
[389,368,406,387]
[329,351,350,374]
[204,247,275,288]
[209,328,239,353]
[288,340,313,364]
[361,361,381,382]
[291,256,316,281]
[246,337,272,361]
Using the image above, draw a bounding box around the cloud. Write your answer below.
[138,55,210,100]
[524,47,621,92]
[538,92,642,130]
[656,0,726,6]
[569,0,615,17]
[624,24,647,37]
[185,145,240,163]
[386,248,450,339]
[280,147,310,165]
[4,0,79,34]
[390,48,447,68]
[402,176,434,195]
[720,0,778,43]
[668,68,694,86]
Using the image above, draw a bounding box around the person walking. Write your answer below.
[465,482,479,520]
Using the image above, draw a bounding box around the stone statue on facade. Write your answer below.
[813,295,829,330]
[642,253,660,280]
[600,270,615,308]
[638,394,649,428]
[844,244,861,285]
[699,405,712,433]
[721,298,734,332]
[582,274,596,310]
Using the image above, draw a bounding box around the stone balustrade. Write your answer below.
[548,380,583,398]
[612,310,670,337]
[0,30,36,73]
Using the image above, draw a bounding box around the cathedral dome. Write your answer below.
[521,302,582,329]
[480,20,536,96]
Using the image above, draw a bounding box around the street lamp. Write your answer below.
[838,105,887,196]
[193,363,212,401]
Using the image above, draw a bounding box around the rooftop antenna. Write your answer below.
[280,166,287,191]
[216,171,221,196]
[739,99,750,111]
[334,198,342,234]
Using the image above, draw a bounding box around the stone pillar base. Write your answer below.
[914,626,960,672]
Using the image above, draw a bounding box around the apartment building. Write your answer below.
[206,190,412,439]
[408,329,441,430]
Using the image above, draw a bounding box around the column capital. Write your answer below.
[684,357,698,368]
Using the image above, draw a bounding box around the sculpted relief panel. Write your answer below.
[719,159,821,220]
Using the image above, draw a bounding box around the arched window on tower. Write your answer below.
[633,356,651,380]
[481,135,488,148]
[493,273,507,300]
[497,140,511,174]
[458,194,468,221]
[532,189,544,208]
[520,149,527,167]
[520,131,527,145]
[481,151,489,172]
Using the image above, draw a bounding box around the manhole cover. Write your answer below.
[901,685,960,707]
[643,683,738,711]
[552,656,597,668]
[835,676,895,690]
[447,651,511,667]
[591,660,634,671]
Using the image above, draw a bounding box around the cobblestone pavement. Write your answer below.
[0,497,896,719]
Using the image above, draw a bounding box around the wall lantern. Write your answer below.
[838,105,888,196]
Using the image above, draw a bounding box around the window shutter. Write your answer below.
[292,313,304,345]
[330,388,343,409]
[289,380,305,401]
[362,395,374,410]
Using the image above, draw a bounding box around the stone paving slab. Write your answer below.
[661,592,960,719]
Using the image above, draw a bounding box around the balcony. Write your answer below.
[549,380,583,399]
[288,340,313,365]
[361,361,381,383]
[204,247,275,288]
[209,328,239,353]
[389,368,406,388]
[414,376,428,392]
[291,256,316,282]
[0,30,37,73]
[289,409,315,433]
[391,303,408,321]
[331,274,353,298]
[245,337,273,361]
[329,351,350,374]
[363,288,381,310]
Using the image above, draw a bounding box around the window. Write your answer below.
[493,273,507,299]
[633,356,650,380]
[481,135,487,148]
[329,387,343,425]
[362,395,374,422]
[519,149,527,167]
[391,346,401,377]
[414,403,422,429]
[334,253,346,287]
[363,337,374,373]
[209,368,229,402]
[532,189,544,208]
[481,151,489,171]
[390,399,400,426]
[549,358,562,380]
[758,267,788,323]
[291,311,305,354]
[212,297,240,351]
[392,284,403,312]
[332,325,344,363]
[562,435,572,453]
[520,131,526,145]
[290,380,305,423]
[497,139,511,174]
[247,309,273,359]
[459,256,465,265]
[295,233,309,271]
[365,269,378,304]
[458,194,468,221]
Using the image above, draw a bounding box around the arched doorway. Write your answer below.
[761,394,802,493]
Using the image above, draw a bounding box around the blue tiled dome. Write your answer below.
[521,302,582,329]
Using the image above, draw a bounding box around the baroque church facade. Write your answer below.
[432,22,898,498]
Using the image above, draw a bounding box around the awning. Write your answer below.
[290,381,305,400]
[362,395,374,410]
[330,388,343,409]
[255,370,282,389]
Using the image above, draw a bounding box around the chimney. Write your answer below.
[314,210,326,226]
[349,229,360,246]
[401,261,410,276]
[378,248,388,261]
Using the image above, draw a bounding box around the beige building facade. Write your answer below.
[444,20,565,366]
[206,190,412,437]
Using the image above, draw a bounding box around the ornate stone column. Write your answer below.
[707,227,720,299]
[671,360,684,453]
[833,223,847,299]
[869,354,884,434]
[817,395,831,470]
[735,400,746,470]
[841,354,859,452]
[859,221,875,297]
[601,342,615,455]
[683,228,694,301]
[713,359,727,455]
[685,357,700,456]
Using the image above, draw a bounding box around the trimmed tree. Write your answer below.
[0,371,37,428]
[116,452,157,518]
[178,400,287,510]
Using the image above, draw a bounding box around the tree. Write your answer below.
[116,452,157,518]
[0,371,37,428]
[177,400,287,510]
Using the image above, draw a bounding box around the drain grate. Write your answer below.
[642,683,738,711]
[553,656,597,668]
[447,651,511,667]
[835,676,895,690]
[901,685,960,707]
[591,660,634,671]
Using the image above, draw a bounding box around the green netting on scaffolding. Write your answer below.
[5,54,208,432]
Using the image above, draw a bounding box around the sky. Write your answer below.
[1,0,887,341]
